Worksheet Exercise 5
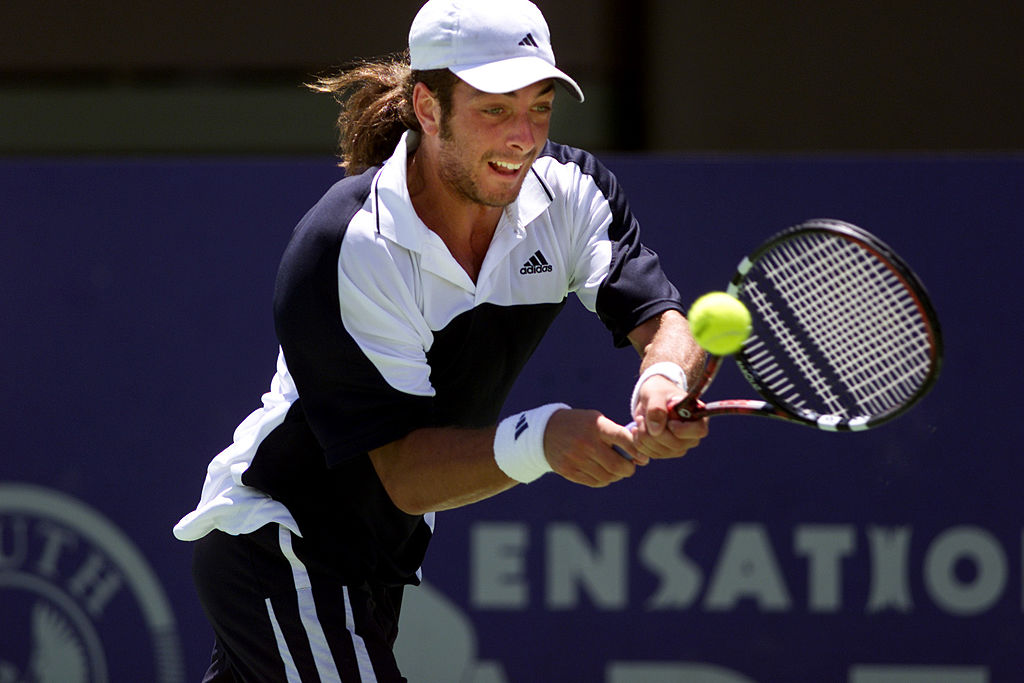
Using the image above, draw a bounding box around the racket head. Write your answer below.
[725,218,943,431]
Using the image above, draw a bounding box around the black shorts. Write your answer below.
[192,524,407,682]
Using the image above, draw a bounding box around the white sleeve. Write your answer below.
[337,228,435,397]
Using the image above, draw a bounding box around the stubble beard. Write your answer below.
[437,121,524,209]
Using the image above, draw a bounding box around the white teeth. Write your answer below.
[492,160,522,171]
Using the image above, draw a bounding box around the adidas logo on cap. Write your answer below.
[518,33,539,47]
[520,250,553,275]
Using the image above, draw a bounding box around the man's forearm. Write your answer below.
[369,426,516,515]
[629,309,706,387]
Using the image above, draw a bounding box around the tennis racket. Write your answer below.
[624,218,942,450]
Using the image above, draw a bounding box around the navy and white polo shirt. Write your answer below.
[174,131,682,586]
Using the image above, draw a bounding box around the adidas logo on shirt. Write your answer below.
[520,250,553,275]
[518,33,539,48]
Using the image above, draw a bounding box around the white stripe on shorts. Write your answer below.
[342,585,378,682]
[277,525,345,682]
[265,597,302,683]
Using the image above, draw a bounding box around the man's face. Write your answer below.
[435,79,555,208]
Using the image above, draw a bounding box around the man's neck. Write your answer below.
[407,148,504,283]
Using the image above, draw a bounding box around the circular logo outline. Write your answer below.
[0,482,184,682]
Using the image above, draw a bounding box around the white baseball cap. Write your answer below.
[408,0,584,102]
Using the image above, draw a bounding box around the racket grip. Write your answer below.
[612,421,638,461]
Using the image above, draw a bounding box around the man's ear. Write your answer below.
[412,82,442,137]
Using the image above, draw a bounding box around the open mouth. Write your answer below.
[489,159,524,176]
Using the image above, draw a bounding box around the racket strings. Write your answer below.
[773,238,927,408]
[742,285,842,413]
[743,233,933,419]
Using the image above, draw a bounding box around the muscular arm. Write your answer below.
[369,427,512,515]
[628,309,706,386]
[370,413,638,516]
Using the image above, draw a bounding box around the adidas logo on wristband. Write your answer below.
[514,414,529,439]
[494,403,569,483]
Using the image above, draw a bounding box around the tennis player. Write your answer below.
[174,0,709,680]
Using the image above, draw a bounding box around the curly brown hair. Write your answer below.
[306,51,459,175]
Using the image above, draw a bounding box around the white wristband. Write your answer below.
[494,403,570,483]
[630,361,688,415]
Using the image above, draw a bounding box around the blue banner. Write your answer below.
[2,154,1021,681]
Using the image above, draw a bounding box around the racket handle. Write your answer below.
[613,444,633,461]
[669,353,720,420]
[612,421,638,461]
[670,395,702,420]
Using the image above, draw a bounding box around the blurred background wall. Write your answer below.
[1,0,1021,155]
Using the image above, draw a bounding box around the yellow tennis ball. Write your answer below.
[687,291,752,355]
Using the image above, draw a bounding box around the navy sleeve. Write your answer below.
[273,171,435,466]
[544,141,685,347]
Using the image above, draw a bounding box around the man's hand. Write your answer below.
[632,374,709,460]
[543,408,645,486]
